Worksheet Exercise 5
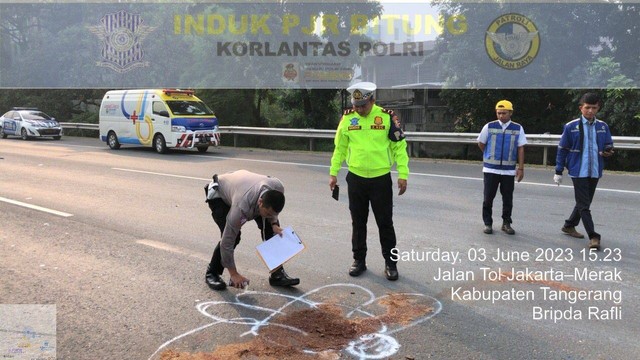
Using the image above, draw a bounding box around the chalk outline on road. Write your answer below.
[148,283,442,360]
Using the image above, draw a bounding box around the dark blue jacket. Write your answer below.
[555,118,613,178]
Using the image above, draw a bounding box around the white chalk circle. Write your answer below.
[345,333,400,359]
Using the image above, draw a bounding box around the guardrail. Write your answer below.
[60,123,640,164]
[60,122,99,130]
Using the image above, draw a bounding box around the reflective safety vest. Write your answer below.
[483,120,522,170]
[330,104,409,179]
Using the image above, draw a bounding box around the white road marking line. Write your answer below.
[113,162,640,195]
[112,167,208,181]
[21,141,640,195]
[0,196,73,217]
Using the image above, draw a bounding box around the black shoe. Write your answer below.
[483,225,493,234]
[269,267,300,287]
[501,223,515,235]
[348,259,367,277]
[385,264,399,281]
[205,268,226,291]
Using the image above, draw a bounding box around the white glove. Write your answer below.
[553,174,562,186]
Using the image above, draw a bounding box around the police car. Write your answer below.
[0,108,63,140]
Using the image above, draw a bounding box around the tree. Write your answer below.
[438,88,572,134]
[429,1,639,89]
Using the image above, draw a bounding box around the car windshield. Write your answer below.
[22,111,53,121]
[166,101,214,116]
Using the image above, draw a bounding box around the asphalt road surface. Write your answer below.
[1,136,639,360]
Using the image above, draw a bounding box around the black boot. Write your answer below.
[205,266,226,290]
[348,259,367,277]
[269,267,300,287]
[384,263,399,281]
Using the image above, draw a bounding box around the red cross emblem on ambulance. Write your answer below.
[130,110,138,125]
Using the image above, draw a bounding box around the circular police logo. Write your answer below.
[110,28,135,52]
[485,13,540,70]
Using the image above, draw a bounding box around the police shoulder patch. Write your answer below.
[381,108,395,116]
[387,110,405,142]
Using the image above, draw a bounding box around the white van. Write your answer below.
[99,89,220,153]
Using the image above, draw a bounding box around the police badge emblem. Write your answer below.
[88,10,156,73]
[282,63,298,82]
[348,117,361,130]
[371,116,385,130]
[485,13,540,70]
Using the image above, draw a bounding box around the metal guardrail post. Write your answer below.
[543,147,548,166]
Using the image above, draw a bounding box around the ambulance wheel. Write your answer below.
[197,146,209,153]
[107,131,121,149]
[21,128,29,140]
[154,133,168,154]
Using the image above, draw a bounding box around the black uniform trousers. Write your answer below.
[346,171,397,265]
[565,177,600,240]
[207,198,274,275]
[482,172,515,226]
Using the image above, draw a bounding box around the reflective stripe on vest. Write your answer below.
[484,122,520,169]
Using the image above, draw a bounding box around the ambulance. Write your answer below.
[99,89,220,153]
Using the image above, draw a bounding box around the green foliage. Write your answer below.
[267,89,341,129]
[0,89,104,122]
[70,111,98,124]
[439,88,573,134]
[431,2,639,89]
[196,89,258,126]
[434,0,640,139]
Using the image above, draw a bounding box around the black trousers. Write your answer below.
[482,172,515,226]
[207,198,274,275]
[565,177,600,240]
[346,171,397,264]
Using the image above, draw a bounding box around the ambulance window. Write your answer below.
[153,101,169,116]
[166,101,214,116]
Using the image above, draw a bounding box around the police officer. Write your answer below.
[477,100,528,235]
[329,82,409,281]
[205,170,300,290]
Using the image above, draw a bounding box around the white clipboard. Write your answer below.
[256,226,305,272]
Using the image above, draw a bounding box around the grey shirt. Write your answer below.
[216,170,284,269]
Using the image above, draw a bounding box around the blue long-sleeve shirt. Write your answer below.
[555,116,613,178]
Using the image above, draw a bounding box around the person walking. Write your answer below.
[554,92,614,250]
[329,81,409,281]
[477,100,528,235]
[204,170,300,290]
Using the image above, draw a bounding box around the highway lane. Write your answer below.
[1,136,639,359]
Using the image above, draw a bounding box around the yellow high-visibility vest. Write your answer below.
[330,104,409,179]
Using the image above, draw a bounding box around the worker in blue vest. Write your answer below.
[477,100,528,235]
